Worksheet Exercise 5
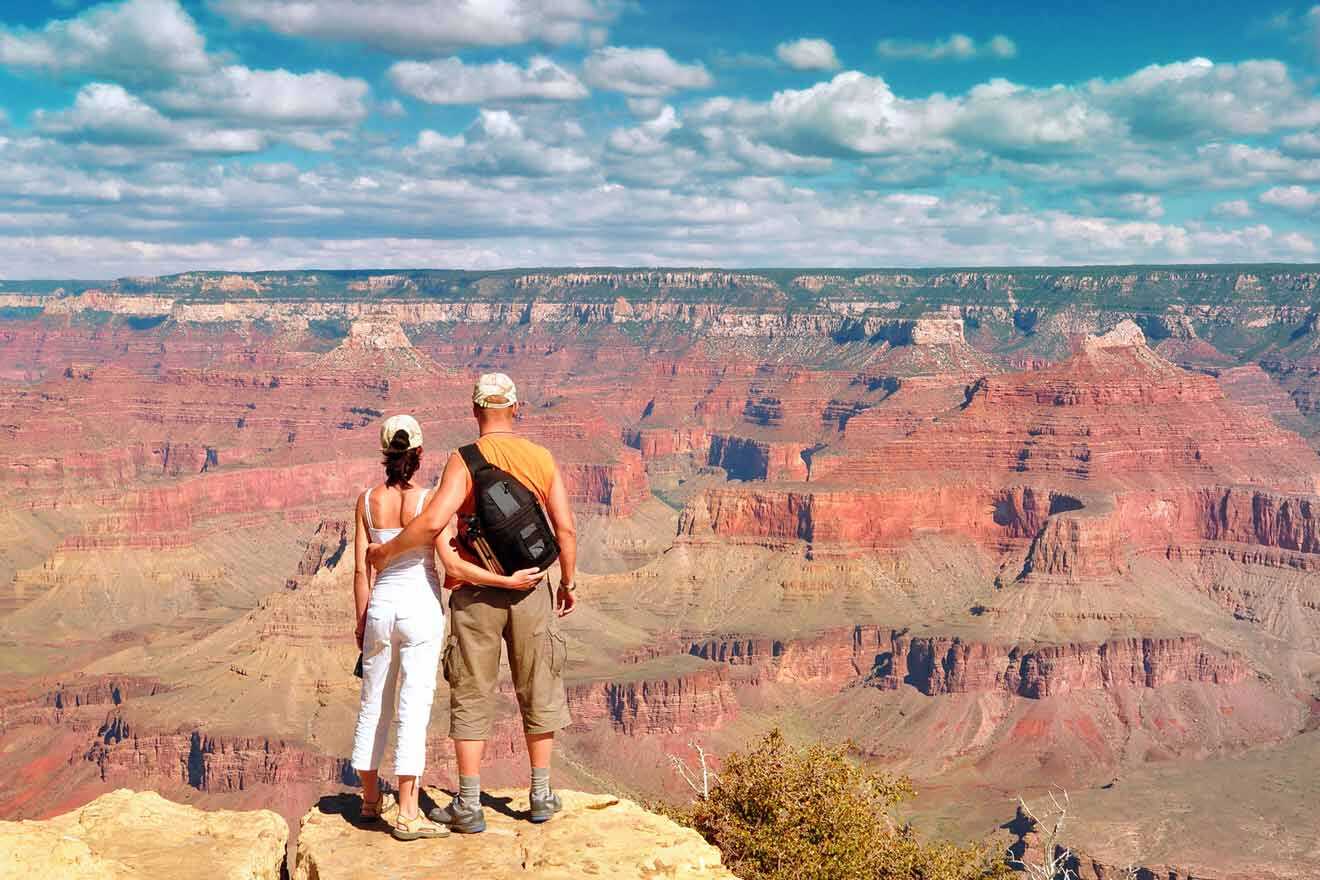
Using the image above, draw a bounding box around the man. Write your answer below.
[365,372,577,832]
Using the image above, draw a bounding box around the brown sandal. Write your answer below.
[392,811,450,841]
[360,793,396,822]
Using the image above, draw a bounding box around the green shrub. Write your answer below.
[686,730,1010,880]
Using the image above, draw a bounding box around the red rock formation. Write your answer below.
[688,627,1247,699]
[568,668,737,735]
[85,719,349,792]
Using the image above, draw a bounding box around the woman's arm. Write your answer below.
[435,518,542,590]
[353,493,373,648]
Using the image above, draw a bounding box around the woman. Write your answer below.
[351,414,540,841]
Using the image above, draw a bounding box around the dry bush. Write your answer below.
[682,729,1012,880]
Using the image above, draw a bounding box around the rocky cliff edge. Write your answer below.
[0,789,287,879]
[0,788,736,880]
[295,788,736,880]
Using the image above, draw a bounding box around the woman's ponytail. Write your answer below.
[383,428,421,486]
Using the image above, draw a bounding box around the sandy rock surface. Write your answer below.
[0,788,288,879]
[294,788,737,880]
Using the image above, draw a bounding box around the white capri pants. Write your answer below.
[351,589,443,778]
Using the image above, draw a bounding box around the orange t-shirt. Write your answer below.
[449,434,558,585]
[458,434,557,512]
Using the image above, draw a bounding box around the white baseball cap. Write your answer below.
[473,372,518,409]
[380,414,423,451]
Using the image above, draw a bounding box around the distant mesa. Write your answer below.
[316,314,440,374]
[1084,318,1147,352]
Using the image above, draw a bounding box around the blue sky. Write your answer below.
[0,0,1318,277]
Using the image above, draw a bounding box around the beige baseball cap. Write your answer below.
[380,414,423,451]
[473,372,518,409]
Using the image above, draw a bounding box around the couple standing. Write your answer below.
[349,373,578,840]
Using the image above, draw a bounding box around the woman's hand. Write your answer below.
[502,567,543,590]
[355,620,365,650]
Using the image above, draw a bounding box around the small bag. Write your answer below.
[353,652,363,678]
[458,443,559,576]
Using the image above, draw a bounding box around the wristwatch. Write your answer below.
[559,581,576,593]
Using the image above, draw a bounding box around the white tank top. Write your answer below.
[364,486,441,606]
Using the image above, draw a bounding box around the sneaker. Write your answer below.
[429,796,487,834]
[528,789,562,824]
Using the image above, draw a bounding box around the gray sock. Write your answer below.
[530,766,550,798]
[458,774,481,810]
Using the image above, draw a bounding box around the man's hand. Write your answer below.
[355,617,366,650]
[365,542,385,570]
[555,584,576,617]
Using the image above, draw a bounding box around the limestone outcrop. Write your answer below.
[0,788,287,879]
[293,788,736,880]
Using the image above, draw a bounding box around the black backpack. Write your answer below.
[458,443,560,576]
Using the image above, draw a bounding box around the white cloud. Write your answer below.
[388,56,588,104]
[775,38,840,71]
[986,35,1017,58]
[1089,58,1320,140]
[694,72,955,158]
[212,0,619,52]
[954,78,1118,156]
[1282,131,1320,157]
[1212,198,1252,218]
[35,83,177,145]
[876,32,1017,61]
[1261,185,1320,214]
[153,66,369,126]
[1096,193,1164,219]
[413,110,593,177]
[0,0,209,83]
[606,105,680,155]
[583,46,712,96]
[626,97,666,118]
[34,83,265,154]
[1280,231,1317,253]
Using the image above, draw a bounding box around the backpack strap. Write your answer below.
[362,487,375,531]
[458,443,492,477]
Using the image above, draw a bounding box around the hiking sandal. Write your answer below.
[392,811,450,841]
[360,793,395,822]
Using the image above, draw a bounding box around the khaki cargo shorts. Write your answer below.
[443,580,571,740]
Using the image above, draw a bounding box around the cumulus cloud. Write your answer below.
[0,0,209,83]
[412,110,593,177]
[775,38,840,71]
[693,72,955,158]
[1282,131,1320,157]
[876,32,1017,61]
[212,0,619,52]
[1212,199,1252,218]
[606,105,680,155]
[1261,185,1320,214]
[1088,193,1164,219]
[686,57,1320,179]
[1089,58,1320,140]
[583,46,712,96]
[389,56,587,104]
[34,83,265,154]
[0,0,371,155]
[154,66,369,125]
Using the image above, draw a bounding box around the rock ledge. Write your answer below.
[294,788,737,880]
[0,788,288,879]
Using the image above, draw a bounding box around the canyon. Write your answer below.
[3,265,1320,877]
